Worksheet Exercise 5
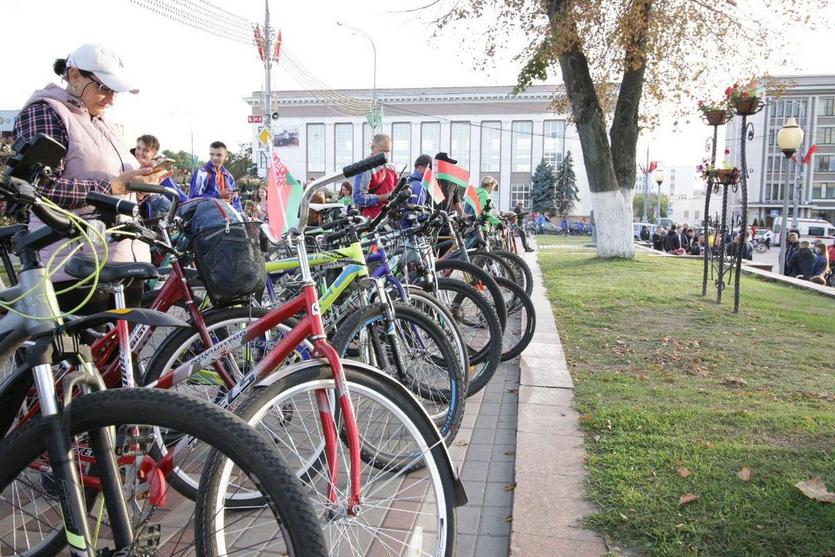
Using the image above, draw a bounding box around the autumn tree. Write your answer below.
[437,0,825,258]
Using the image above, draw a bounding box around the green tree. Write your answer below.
[554,151,579,218]
[530,158,557,213]
[224,143,254,181]
[161,149,201,172]
[632,193,668,223]
[437,0,823,258]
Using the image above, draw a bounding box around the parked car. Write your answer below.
[771,218,835,244]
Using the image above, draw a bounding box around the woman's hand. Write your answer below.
[111,167,168,195]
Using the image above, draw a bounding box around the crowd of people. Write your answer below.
[644,223,704,256]
[782,231,833,286]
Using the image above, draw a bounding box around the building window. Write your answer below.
[768,129,775,145]
[683,210,690,220]
[818,127,835,145]
[823,98,835,116]
[543,120,565,168]
[813,183,835,199]
[511,121,533,173]
[420,122,441,157]
[362,123,373,155]
[510,183,530,207]
[450,122,470,170]
[670,184,676,197]
[306,123,325,173]
[391,122,411,170]
[480,121,502,172]
[334,123,354,171]
[694,210,700,221]
[816,155,835,172]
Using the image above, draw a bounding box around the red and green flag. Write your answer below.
[267,151,303,237]
[464,184,482,214]
[435,159,470,188]
[421,167,446,204]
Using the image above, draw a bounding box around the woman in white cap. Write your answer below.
[13,43,166,312]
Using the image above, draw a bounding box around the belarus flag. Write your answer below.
[267,151,302,237]
[802,144,817,165]
[435,159,470,188]
[421,167,446,203]
[464,185,482,214]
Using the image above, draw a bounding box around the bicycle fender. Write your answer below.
[0,362,33,437]
[254,358,468,507]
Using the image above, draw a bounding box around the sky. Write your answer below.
[3,0,834,169]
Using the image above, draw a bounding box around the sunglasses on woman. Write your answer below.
[88,75,116,96]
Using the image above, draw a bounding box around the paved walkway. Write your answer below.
[509,241,608,556]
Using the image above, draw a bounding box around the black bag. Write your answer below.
[183,198,265,307]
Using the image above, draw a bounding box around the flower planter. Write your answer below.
[704,109,731,126]
[733,97,762,116]
[716,168,740,185]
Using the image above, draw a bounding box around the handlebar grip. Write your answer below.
[324,228,350,244]
[86,192,138,218]
[342,152,388,179]
[31,203,75,235]
[126,182,168,195]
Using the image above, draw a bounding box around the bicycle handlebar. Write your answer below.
[342,152,387,179]
[85,192,138,218]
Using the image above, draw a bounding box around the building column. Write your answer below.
[499,119,512,212]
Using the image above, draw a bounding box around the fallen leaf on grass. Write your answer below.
[795,477,835,504]
[679,494,700,506]
[619,513,628,521]
[615,339,626,345]
[677,467,691,478]
[738,467,753,482]
[722,376,748,387]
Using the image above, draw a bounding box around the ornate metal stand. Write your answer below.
[701,110,732,298]
[700,101,761,313]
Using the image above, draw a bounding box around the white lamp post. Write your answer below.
[653,168,665,221]
[776,117,804,275]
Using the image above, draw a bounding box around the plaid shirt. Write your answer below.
[12,102,111,209]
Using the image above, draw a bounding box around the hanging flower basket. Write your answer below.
[716,168,740,185]
[703,109,733,126]
[732,96,763,116]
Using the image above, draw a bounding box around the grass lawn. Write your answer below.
[532,233,591,246]
[538,248,835,556]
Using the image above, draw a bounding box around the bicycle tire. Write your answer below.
[330,303,465,443]
[402,286,470,390]
[468,251,516,284]
[493,276,537,361]
[232,362,458,556]
[434,259,507,331]
[435,277,503,396]
[493,248,534,296]
[0,388,327,557]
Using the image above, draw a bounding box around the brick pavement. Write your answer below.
[451,361,520,557]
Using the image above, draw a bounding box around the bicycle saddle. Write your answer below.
[64,255,161,283]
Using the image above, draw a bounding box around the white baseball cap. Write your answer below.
[66,44,139,94]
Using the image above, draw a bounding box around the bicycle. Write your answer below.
[0,134,327,556]
[136,153,466,555]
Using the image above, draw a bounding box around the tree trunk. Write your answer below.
[551,0,634,257]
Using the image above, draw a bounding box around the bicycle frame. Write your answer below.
[149,170,367,510]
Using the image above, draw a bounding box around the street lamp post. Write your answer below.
[653,168,665,221]
[337,21,377,127]
[776,117,804,275]
[641,145,649,222]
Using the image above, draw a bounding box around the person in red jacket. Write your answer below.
[352,133,397,218]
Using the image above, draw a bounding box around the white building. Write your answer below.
[243,85,592,214]
[723,74,835,226]
[634,163,706,225]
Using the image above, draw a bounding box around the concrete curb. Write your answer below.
[741,265,835,300]
[510,239,608,556]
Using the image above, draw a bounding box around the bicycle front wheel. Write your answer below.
[0,388,327,556]
[233,363,459,556]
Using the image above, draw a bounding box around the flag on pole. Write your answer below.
[435,159,470,188]
[267,151,302,237]
[464,185,482,214]
[273,30,282,63]
[421,167,446,204]
[803,144,817,165]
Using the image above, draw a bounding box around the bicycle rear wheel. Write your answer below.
[493,277,536,361]
[0,388,326,556]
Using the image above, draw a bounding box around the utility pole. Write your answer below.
[263,0,272,138]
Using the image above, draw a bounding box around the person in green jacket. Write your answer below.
[469,176,500,226]
[338,181,353,207]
